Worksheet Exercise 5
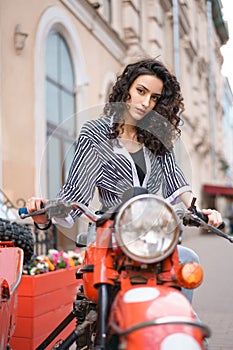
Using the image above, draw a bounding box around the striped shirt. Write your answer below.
[57,116,191,221]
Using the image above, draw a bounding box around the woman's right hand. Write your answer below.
[26,197,48,224]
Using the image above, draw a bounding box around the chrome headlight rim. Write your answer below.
[114,194,181,263]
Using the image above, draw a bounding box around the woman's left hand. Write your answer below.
[201,208,223,228]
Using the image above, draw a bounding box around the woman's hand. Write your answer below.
[179,192,223,229]
[26,197,48,224]
[201,208,223,228]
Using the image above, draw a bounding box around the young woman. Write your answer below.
[26,58,222,303]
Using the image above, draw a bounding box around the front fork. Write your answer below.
[95,284,110,349]
[93,220,116,349]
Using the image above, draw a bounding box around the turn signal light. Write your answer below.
[176,262,204,289]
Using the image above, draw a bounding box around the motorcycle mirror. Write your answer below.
[76,232,87,247]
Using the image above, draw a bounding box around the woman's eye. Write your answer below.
[137,88,144,94]
[152,95,161,102]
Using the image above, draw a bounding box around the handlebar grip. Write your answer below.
[18,207,28,216]
[18,203,45,219]
[196,211,225,230]
[196,211,208,223]
[183,211,225,230]
[217,222,225,230]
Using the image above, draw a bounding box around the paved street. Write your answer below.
[182,228,233,350]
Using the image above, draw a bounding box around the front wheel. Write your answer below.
[0,218,34,263]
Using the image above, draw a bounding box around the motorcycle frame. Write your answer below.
[35,216,186,350]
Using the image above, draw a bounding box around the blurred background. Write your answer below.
[0,0,233,252]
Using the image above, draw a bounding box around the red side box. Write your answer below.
[10,267,81,350]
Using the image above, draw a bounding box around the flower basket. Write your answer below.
[10,266,81,350]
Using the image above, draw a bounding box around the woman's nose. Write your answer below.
[142,95,151,107]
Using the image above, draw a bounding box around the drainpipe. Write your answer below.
[172,0,182,163]
[172,0,180,81]
[207,0,216,180]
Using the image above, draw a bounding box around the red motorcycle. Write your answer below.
[19,188,230,350]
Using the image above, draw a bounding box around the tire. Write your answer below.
[0,218,34,263]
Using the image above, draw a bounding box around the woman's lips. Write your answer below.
[135,107,146,115]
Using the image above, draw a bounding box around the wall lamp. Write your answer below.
[14,24,28,54]
[91,2,101,10]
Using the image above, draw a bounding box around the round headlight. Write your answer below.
[115,194,181,263]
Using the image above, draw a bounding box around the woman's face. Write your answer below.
[126,74,163,124]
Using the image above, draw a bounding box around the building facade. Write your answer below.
[0,0,231,248]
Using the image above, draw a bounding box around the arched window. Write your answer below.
[45,31,76,198]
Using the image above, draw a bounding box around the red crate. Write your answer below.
[10,267,81,350]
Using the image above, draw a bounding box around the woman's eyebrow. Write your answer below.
[136,83,148,90]
[136,84,161,96]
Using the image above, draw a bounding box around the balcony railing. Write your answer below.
[0,189,58,255]
[34,224,58,255]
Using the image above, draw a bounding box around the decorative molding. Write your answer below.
[182,35,197,60]
[14,24,29,54]
[197,56,208,78]
[61,0,126,61]
[192,126,211,156]
[160,0,172,12]
[179,1,190,37]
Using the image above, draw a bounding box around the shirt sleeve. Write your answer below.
[160,150,192,204]
[56,133,102,220]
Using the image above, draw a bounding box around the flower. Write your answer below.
[23,249,83,275]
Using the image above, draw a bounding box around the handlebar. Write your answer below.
[18,197,231,242]
[183,210,225,230]
[18,200,101,223]
[176,196,231,241]
[176,208,232,243]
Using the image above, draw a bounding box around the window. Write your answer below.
[45,31,76,198]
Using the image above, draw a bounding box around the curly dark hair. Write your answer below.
[104,58,184,156]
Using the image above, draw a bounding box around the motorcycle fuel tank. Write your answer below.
[109,285,206,350]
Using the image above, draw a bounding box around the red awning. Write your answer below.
[203,184,233,197]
